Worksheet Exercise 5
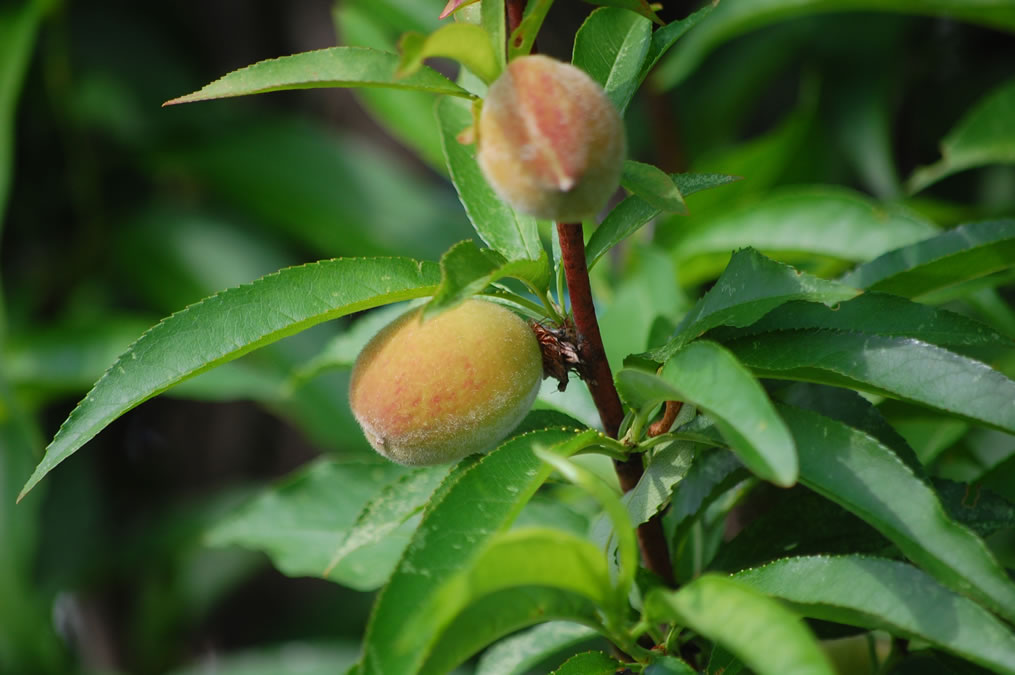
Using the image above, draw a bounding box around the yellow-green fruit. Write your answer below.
[477,54,626,222]
[349,299,543,466]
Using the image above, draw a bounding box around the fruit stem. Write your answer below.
[556,222,674,586]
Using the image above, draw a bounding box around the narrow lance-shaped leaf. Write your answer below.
[420,587,604,675]
[361,428,600,675]
[534,449,637,609]
[729,330,1015,435]
[668,187,938,276]
[617,341,797,487]
[639,4,715,81]
[402,528,616,664]
[782,404,1015,623]
[706,293,1013,350]
[644,575,834,675]
[736,555,1015,675]
[333,5,447,169]
[475,621,599,675]
[481,0,507,72]
[572,7,652,113]
[205,460,407,590]
[436,96,544,263]
[908,78,1015,193]
[652,0,1015,91]
[20,257,440,500]
[164,47,472,106]
[621,160,686,213]
[397,23,500,85]
[322,466,450,581]
[642,248,858,364]
[840,220,1015,298]
[585,172,740,270]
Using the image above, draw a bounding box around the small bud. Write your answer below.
[349,299,543,466]
[477,55,626,222]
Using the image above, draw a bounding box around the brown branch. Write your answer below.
[557,223,674,586]
[648,400,683,438]
[507,0,525,35]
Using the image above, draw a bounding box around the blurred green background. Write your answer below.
[2,0,1014,673]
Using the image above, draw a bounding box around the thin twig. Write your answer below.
[557,223,674,586]
[648,401,683,438]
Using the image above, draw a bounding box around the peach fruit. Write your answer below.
[477,54,626,222]
[349,299,543,465]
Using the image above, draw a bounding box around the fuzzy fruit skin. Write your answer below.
[477,54,626,222]
[349,299,543,466]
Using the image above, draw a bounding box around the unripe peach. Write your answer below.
[349,299,543,465]
[477,54,626,222]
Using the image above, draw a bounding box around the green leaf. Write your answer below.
[736,556,1015,675]
[707,293,1013,350]
[534,450,636,607]
[404,528,615,674]
[586,173,739,270]
[206,460,407,589]
[425,240,550,318]
[782,404,1015,624]
[840,220,1015,298]
[333,4,446,169]
[0,0,49,229]
[623,441,697,526]
[164,47,471,106]
[652,0,1015,91]
[507,0,555,60]
[550,651,624,675]
[20,257,440,500]
[643,248,858,364]
[397,23,500,85]
[640,4,716,81]
[361,428,598,675]
[322,466,450,581]
[908,78,1015,193]
[645,575,834,675]
[621,160,686,213]
[436,96,544,262]
[669,448,747,538]
[590,441,697,571]
[582,0,663,26]
[728,331,1015,435]
[669,186,938,278]
[572,7,652,113]
[481,0,507,73]
[617,341,797,486]
[420,588,603,675]
[476,621,599,675]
